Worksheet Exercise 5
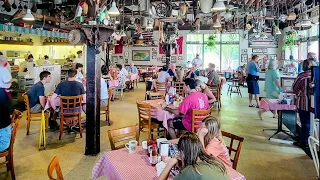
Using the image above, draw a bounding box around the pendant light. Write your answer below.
[108,0,120,16]
[211,0,226,12]
[23,2,35,21]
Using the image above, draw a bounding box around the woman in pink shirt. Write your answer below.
[198,116,233,167]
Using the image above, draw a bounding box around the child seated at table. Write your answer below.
[158,132,227,180]
[197,116,232,167]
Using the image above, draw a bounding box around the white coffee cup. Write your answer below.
[156,161,166,177]
[142,141,148,149]
[286,99,291,105]
[125,140,138,154]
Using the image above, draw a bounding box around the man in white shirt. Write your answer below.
[191,54,202,69]
[73,50,83,67]
[100,78,109,108]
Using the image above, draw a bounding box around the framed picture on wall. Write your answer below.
[268,54,277,60]
[241,54,248,63]
[112,56,118,63]
[171,56,177,63]
[152,56,156,59]
[178,56,182,61]
[124,59,129,64]
[119,56,123,60]
[124,52,129,57]
[241,49,247,54]
[151,48,157,51]
[132,50,150,61]
[152,52,157,56]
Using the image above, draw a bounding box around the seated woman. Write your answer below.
[185,65,197,79]
[159,132,227,180]
[197,116,232,167]
[115,64,128,89]
[195,79,216,104]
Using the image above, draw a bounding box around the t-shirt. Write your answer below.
[76,71,84,83]
[265,69,283,99]
[127,66,138,74]
[74,57,83,65]
[207,70,219,85]
[27,82,45,108]
[158,71,170,82]
[174,161,228,180]
[0,66,12,88]
[178,92,210,131]
[246,61,259,76]
[186,71,196,79]
[205,138,233,168]
[167,69,175,76]
[101,78,109,100]
[54,81,85,96]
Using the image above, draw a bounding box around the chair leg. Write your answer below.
[10,157,15,180]
[5,156,10,171]
[59,118,63,140]
[26,114,31,135]
[45,112,49,132]
[79,116,82,138]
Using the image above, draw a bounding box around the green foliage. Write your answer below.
[282,31,297,50]
[206,35,217,50]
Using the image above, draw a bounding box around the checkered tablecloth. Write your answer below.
[92,146,246,180]
[260,98,296,111]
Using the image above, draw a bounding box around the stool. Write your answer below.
[227,79,242,97]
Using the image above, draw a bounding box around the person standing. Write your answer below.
[27,71,52,113]
[75,63,85,83]
[73,50,83,67]
[292,59,317,148]
[19,54,34,73]
[0,55,17,151]
[191,54,202,76]
[246,55,260,107]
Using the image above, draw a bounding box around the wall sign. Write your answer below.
[241,54,248,63]
[252,48,268,53]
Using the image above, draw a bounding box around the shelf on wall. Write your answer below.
[0,40,34,45]
[43,42,84,46]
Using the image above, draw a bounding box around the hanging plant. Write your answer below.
[282,30,297,50]
[206,34,216,50]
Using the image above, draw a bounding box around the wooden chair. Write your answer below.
[101,88,113,126]
[59,95,83,140]
[174,82,185,97]
[22,92,49,135]
[227,78,242,97]
[149,92,165,100]
[136,100,165,140]
[208,83,222,111]
[156,82,167,92]
[108,125,139,150]
[47,156,64,180]
[0,110,22,180]
[221,131,244,170]
[191,108,212,133]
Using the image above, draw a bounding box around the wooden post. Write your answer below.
[165,44,171,66]
[85,43,101,155]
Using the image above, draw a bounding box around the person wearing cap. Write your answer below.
[73,50,83,67]
[0,55,17,151]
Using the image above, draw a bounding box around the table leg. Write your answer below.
[264,110,294,140]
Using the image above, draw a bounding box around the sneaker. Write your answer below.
[70,126,80,132]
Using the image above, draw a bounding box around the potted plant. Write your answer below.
[282,30,297,50]
[206,35,216,50]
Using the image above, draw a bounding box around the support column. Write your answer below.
[85,43,101,155]
[165,44,171,66]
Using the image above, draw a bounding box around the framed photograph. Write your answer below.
[132,50,150,61]
[151,48,157,51]
[124,52,129,57]
[268,54,277,60]
[152,56,156,59]
[112,56,118,63]
[241,54,248,63]
[152,52,157,56]
[157,57,161,61]
[124,59,129,64]
[241,49,247,54]
[171,56,177,63]
[178,56,182,61]
[119,56,123,60]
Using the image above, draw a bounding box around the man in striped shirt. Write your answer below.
[293,59,317,148]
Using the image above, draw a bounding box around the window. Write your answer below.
[186,33,240,70]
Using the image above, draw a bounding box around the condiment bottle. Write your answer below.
[150,144,158,166]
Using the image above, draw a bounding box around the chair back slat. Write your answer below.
[174,82,185,97]
[191,108,212,133]
[221,131,244,170]
[60,95,83,116]
[108,125,139,150]
[22,93,31,115]
[9,110,23,153]
[156,82,167,92]
[47,156,64,180]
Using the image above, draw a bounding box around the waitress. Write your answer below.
[246,55,260,108]
[0,55,16,151]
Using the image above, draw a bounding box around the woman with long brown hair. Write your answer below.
[159,132,227,180]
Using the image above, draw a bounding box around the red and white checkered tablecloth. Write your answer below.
[260,98,296,111]
[92,146,246,180]
[109,80,120,88]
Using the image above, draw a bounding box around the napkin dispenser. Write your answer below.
[157,138,168,147]
[159,142,170,156]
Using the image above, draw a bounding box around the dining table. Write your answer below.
[92,142,246,180]
[142,99,177,130]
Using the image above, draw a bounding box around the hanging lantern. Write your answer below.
[199,0,214,13]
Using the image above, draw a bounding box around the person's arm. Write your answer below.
[204,87,216,103]
[158,158,178,180]
[197,127,208,147]
[165,107,180,115]
[39,96,46,107]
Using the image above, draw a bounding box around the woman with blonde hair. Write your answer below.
[159,132,227,180]
[195,79,216,104]
[197,116,232,167]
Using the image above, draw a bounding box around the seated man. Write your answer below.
[127,62,138,74]
[28,71,52,113]
[165,78,210,139]
[50,69,86,130]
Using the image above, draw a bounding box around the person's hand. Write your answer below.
[167,157,178,167]
[197,127,209,138]
[12,78,17,82]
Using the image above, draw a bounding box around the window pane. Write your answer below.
[309,24,319,37]
[186,44,203,64]
[221,34,240,43]
[299,42,308,60]
[203,45,221,69]
[186,34,203,44]
[221,45,240,70]
[309,41,319,60]
[204,34,221,43]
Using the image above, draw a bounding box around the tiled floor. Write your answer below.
[0,83,317,180]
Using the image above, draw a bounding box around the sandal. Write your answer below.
[249,104,255,107]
